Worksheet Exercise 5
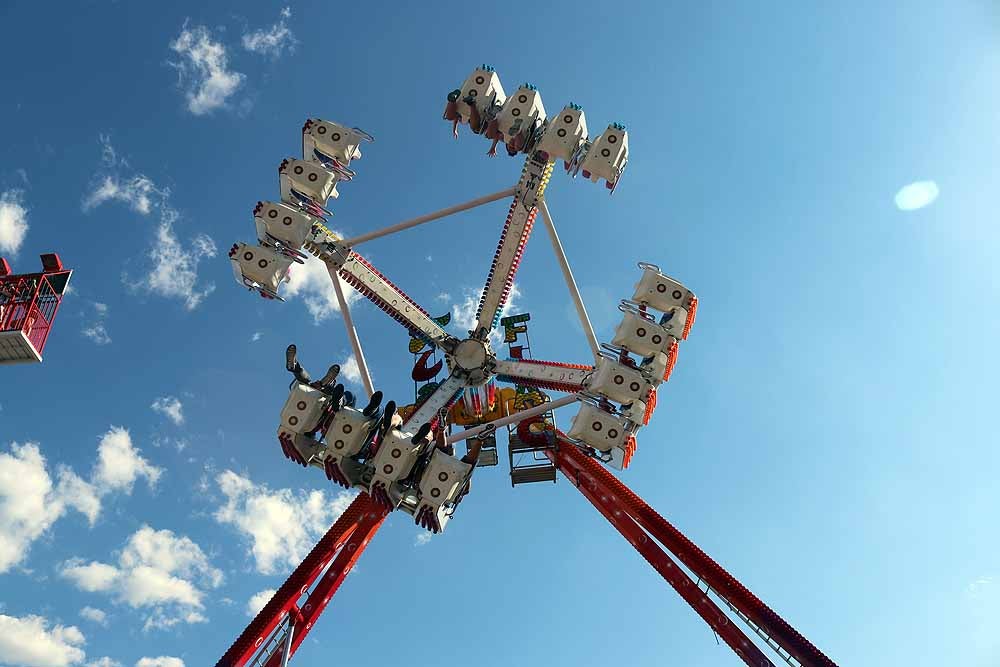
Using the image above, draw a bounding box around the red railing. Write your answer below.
[0,273,61,354]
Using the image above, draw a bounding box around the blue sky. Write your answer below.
[1,1,998,666]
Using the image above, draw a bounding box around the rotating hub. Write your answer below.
[450,338,493,385]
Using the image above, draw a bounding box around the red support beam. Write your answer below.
[569,460,776,666]
[216,493,385,667]
[549,438,838,667]
[263,506,386,666]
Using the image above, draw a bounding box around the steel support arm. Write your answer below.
[446,393,580,444]
[472,154,554,337]
[340,188,517,246]
[493,358,593,393]
[538,200,600,358]
[336,252,457,350]
[329,270,374,398]
[549,438,839,667]
[560,451,777,667]
[215,493,385,667]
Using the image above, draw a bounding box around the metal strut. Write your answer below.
[215,494,388,667]
[547,438,839,667]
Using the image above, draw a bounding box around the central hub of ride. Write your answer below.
[450,337,492,385]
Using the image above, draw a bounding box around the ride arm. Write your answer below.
[493,358,592,393]
[549,436,839,667]
[401,373,465,430]
[310,241,456,350]
[215,494,387,667]
[472,153,554,337]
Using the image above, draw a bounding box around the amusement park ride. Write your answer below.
[0,254,72,365]
[223,66,839,667]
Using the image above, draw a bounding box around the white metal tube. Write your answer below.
[445,394,580,444]
[341,187,516,246]
[538,200,600,358]
[330,269,375,398]
[279,619,295,667]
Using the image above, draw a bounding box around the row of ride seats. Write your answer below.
[277,381,474,534]
[566,263,698,469]
[228,120,373,299]
[444,65,630,193]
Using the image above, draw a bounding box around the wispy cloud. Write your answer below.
[169,23,244,115]
[145,220,217,310]
[967,576,994,598]
[414,532,431,546]
[242,7,296,58]
[449,283,521,345]
[84,136,217,310]
[250,332,262,343]
[0,189,28,255]
[79,606,108,626]
[894,180,939,211]
[151,397,184,426]
[82,302,112,345]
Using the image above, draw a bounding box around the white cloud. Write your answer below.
[93,428,161,494]
[56,469,101,526]
[450,290,479,335]
[84,137,217,310]
[0,443,106,573]
[82,302,111,346]
[83,136,164,216]
[0,189,28,255]
[250,332,262,342]
[340,355,361,385]
[78,607,107,627]
[242,7,296,58]
[81,323,111,345]
[436,292,451,302]
[61,562,121,592]
[284,253,359,323]
[83,175,163,215]
[0,614,86,667]
[246,589,276,617]
[145,222,217,311]
[61,526,221,633]
[86,658,122,667]
[894,180,939,211]
[450,283,521,345]
[414,532,431,546]
[214,470,355,574]
[169,23,244,115]
[150,397,184,426]
[136,658,184,667]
